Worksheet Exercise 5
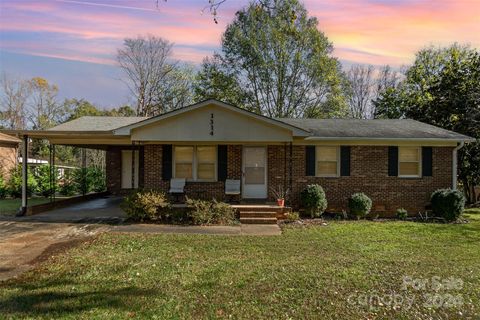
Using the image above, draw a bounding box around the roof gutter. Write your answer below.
[452,141,465,190]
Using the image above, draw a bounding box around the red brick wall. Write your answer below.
[267,145,453,216]
[108,144,243,201]
[107,143,453,215]
[106,146,121,193]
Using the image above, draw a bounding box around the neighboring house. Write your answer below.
[4,99,474,216]
[0,132,21,179]
[18,157,77,180]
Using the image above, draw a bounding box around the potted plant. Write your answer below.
[270,185,289,207]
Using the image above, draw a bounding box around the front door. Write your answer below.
[121,150,139,189]
[242,146,267,199]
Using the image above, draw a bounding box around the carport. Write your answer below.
[1,115,145,216]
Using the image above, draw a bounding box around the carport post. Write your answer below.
[18,135,28,216]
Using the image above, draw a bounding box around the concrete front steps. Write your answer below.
[233,205,292,224]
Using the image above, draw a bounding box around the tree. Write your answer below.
[117,35,193,116]
[27,77,66,130]
[346,64,375,119]
[108,105,136,117]
[194,55,248,106]
[0,73,28,129]
[374,44,480,202]
[64,98,103,120]
[197,0,348,118]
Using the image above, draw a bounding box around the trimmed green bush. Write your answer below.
[7,166,37,198]
[348,193,372,219]
[186,198,236,225]
[34,165,58,198]
[431,188,465,222]
[396,208,408,220]
[121,190,170,221]
[300,184,328,218]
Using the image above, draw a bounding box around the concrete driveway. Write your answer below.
[17,196,126,223]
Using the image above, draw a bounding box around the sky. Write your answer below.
[0,0,479,108]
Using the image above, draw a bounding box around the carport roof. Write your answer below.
[48,116,149,132]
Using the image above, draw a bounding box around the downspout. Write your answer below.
[452,141,465,190]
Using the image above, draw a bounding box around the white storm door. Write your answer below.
[121,150,139,189]
[242,146,267,199]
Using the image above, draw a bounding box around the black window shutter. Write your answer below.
[305,146,316,176]
[217,145,228,181]
[388,146,398,176]
[340,146,351,176]
[422,147,433,177]
[162,144,172,180]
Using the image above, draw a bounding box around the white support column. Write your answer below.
[19,135,28,216]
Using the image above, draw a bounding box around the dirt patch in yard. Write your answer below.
[0,222,109,281]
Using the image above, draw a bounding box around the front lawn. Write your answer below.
[0,197,51,215]
[1,213,479,319]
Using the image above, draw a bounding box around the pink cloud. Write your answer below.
[1,0,479,67]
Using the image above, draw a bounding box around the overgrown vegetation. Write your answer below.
[300,184,328,218]
[120,194,237,225]
[186,198,236,225]
[121,190,170,221]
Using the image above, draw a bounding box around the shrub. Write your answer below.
[121,190,170,221]
[7,166,37,198]
[431,188,465,222]
[396,208,408,220]
[285,211,300,222]
[34,165,59,198]
[88,167,106,193]
[186,198,236,225]
[0,175,7,199]
[300,184,328,218]
[59,179,76,196]
[348,193,372,219]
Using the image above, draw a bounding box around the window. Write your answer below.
[316,146,339,177]
[398,147,421,177]
[174,146,216,181]
[174,146,193,179]
[197,146,216,180]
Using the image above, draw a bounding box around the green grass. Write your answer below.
[1,214,480,319]
[0,198,51,215]
[0,196,77,215]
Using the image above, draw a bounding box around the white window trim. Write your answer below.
[173,145,217,182]
[315,146,340,178]
[398,146,422,178]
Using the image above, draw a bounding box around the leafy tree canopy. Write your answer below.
[195,0,348,118]
[374,44,480,201]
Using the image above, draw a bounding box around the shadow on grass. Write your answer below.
[0,283,159,317]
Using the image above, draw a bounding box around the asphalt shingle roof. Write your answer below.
[48,116,149,132]
[277,118,472,140]
[45,114,472,141]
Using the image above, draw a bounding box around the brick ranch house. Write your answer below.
[5,99,474,216]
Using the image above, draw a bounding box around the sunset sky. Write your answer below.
[1,0,479,107]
